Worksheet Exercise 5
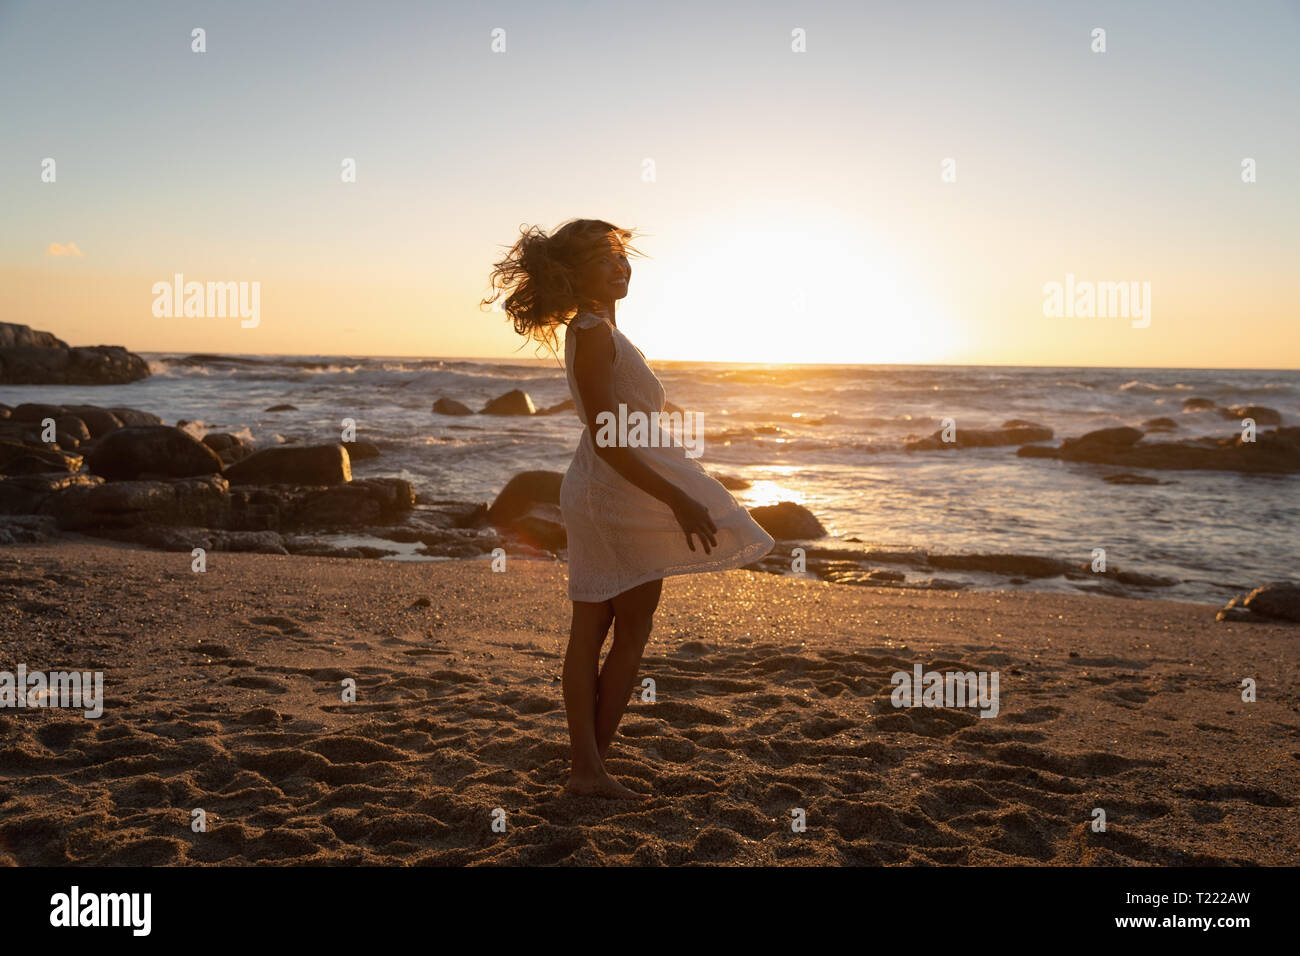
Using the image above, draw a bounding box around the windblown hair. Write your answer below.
[482,218,640,353]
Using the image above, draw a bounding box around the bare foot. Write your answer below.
[564,773,647,800]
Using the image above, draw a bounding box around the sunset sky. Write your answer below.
[2,0,1297,367]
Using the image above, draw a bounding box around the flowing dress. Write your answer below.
[560,311,774,602]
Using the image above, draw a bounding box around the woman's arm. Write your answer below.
[571,322,717,553]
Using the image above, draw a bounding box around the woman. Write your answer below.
[484,218,774,798]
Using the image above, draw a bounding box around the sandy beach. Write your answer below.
[1,537,1295,866]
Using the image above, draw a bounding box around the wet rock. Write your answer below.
[1051,426,1300,473]
[712,473,752,490]
[264,403,297,412]
[536,398,576,416]
[62,405,126,438]
[224,444,352,485]
[926,553,1073,578]
[0,441,82,476]
[433,397,474,416]
[487,471,564,527]
[1228,405,1282,425]
[481,389,536,415]
[1182,397,1218,411]
[1060,427,1144,457]
[906,421,1053,451]
[1142,417,1178,429]
[107,407,163,427]
[344,441,382,460]
[747,501,827,539]
[505,503,567,552]
[284,477,416,528]
[1016,444,1060,459]
[85,425,225,480]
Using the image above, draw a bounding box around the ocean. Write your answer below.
[5,355,1297,605]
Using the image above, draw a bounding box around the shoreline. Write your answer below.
[2,537,1296,865]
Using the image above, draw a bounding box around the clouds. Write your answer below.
[46,241,84,257]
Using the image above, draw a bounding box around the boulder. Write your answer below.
[505,503,567,551]
[1241,583,1300,622]
[107,407,163,427]
[201,432,257,465]
[284,477,416,528]
[0,323,150,384]
[1050,426,1300,474]
[1060,427,1144,456]
[264,403,297,412]
[223,444,352,485]
[1142,417,1178,429]
[1227,405,1282,425]
[344,441,382,460]
[433,397,474,416]
[748,501,826,539]
[48,475,231,530]
[487,471,564,527]
[481,389,536,415]
[906,421,1053,451]
[85,425,225,480]
[536,398,576,416]
[0,440,83,476]
[0,472,102,514]
[62,405,126,438]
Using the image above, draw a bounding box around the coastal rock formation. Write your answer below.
[433,397,474,416]
[1218,583,1300,623]
[201,432,256,466]
[481,389,536,415]
[536,398,576,416]
[1227,405,1282,425]
[1018,426,1300,474]
[0,322,151,385]
[0,440,82,476]
[85,425,225,480]
[748,501,827,539]
[224,444,352,485]
[50,475,232,530]
[905,420,1053,451]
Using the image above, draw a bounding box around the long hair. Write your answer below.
[482,218,641,353]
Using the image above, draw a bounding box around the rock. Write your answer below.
[1227,405,1282,425]
[487,471,564,527]
[1016,445,1060,459]
[481,389,536,416]
[49,475,231,530]
[0,440,82,476]
[264,403,297,412]
[344,441,381,460]
[1049,426,1300,474]
[747,501,826,539]
[505,503,567,551]
[85,425,225,481]
[224,444,352,485]
[1061,426,1144,454]
[0,323,66,349]
[285,477,415,527]
[0,322,150,385]
[201,432,257,466]
[906,421,1053,451]
[1182,397,1219,411]
[0,514,59,545]
[1142,417,1178,429]
[536,398,576,416]
[433,397,474,416]
[55,415,91,445]
[926,553,1073,578]
[712,473,752,490]
[107,407,163,427]
[62,405,126,438]
[1240,583,1300,622]
[0,473,102,514]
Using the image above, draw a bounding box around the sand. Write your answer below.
[0,537,1296,866]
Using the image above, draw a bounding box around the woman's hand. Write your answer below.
[671,491,718,554]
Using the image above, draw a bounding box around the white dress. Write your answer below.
[560,312,774,602]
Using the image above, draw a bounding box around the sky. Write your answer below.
[1,0,1297,367]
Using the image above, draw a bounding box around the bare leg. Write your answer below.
[595,579,662,759]
[561,599,641,799]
